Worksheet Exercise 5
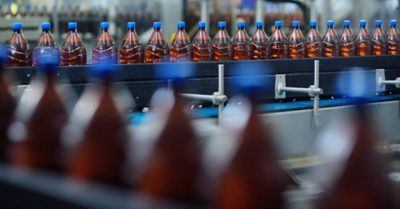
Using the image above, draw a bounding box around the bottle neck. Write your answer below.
[13,29,21,33]
[69,29,77,33]
[219,27,226,31]
[256,27,263,30]
[101,28,108,33]
[390,25,397,29]
[128,28,136,32]
[42,29,50,33]
[154,27,161,32]
[238,27,245,31]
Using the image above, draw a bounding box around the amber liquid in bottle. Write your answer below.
[288,21,305,59]
[371,20,387,56]
[60,22,87,66]
[6,23,32,67]
[170,21,192,62]
[192,21,213,62]
[92,22,118,64]
[213,21,232,61]
[232,22,251,60]
[387,20,400,55]
[355,20,371,56]
[305,21,322,58]
[145,22,170,63]
[269,21,288,59]
[32,23,59,66]
[322,21,339,57]
[251,21,269,60]
[119,22,144,64]
[339,20,355,57]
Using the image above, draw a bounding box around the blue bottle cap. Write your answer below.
[127,21,136,29]
[256,21,264,28]
[375,20,382,27]
[100,22,109,29]
[359,20,367,27]
[327,20,334,27]
[343,20,351,27]
[390,20,397,27]
[218,21,227,28]
[68,22,77,30]
[12,22,22,31]
[177,21,185,29]
[237,21,245,29]
[310,20,317,28]
[198,21,206,28]
[275,20,283,28]
[153,21,161,29]
[292,20,300,28]
[42,22,51,30]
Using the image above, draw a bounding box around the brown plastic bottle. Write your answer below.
[322,20,339,57]
[213,21,232,61]
[145,22,170,63]
[0,48,16,161]
[10,56,67,170]
[192,21,213,62]
[355,20,371,56]
[119,22,144,64]
[139,88,203,203]
[32,22,60,66]
[170,21,192,62]
[232,21,251,60]
[371,20,387,56]
[69,65,129,186]
[60,22,87,66]
[305,21,322,58]
[387,20,400,55]
[269,21,288,59]
[251,21,269,60]
[288,20,305,58]
[6,22,32,67]
[339,20,355,57]
[92,22,118,64]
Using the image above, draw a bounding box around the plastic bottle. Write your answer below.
[170,21,192,62]
[251,21,269,60]
[387,20,400,55]
[92,22,118,64]
[355,20,371,56]
[339,20,355,57]
[68,64,129,186]
[322,20,339,57]
[305,20,322,58]
[192,21,213,62]
[32,22,59,66]
[269,21,288,59]
[145,22,170,63]
[119,21,144,64]
[10,54,67,171]
[60,22,87,66]
[288,20,305,58]
[0,46,16,161]
[6,22,32,67]
[212,21,232,61]
[232,21,251,60]
[371,20,387,56]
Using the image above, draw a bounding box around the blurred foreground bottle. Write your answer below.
[339,20,355,57]
[32,22,59,66]
[119,22,144,64]
[355,20,371,56]
[10,54,67,170]
[170,21,192,62]
[288,20,305,58]
[60,22,87,66]
[92,22,118,64]
[387,20,400,55]
[6,22,32,67]
[371,20,387,56]
[145,22,170,63]
[305,20,322,58]
[251,21,269,60]
[322,20,339,57]
[232,21,251,60]
[269,21,288,59]
[192,21,213,62]
[68,64,129,186]
[213,21,232,61]
[0,46,16,161]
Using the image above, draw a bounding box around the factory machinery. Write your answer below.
[1,56,400,208]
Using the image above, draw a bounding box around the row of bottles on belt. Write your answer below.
[7,19,400,67]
